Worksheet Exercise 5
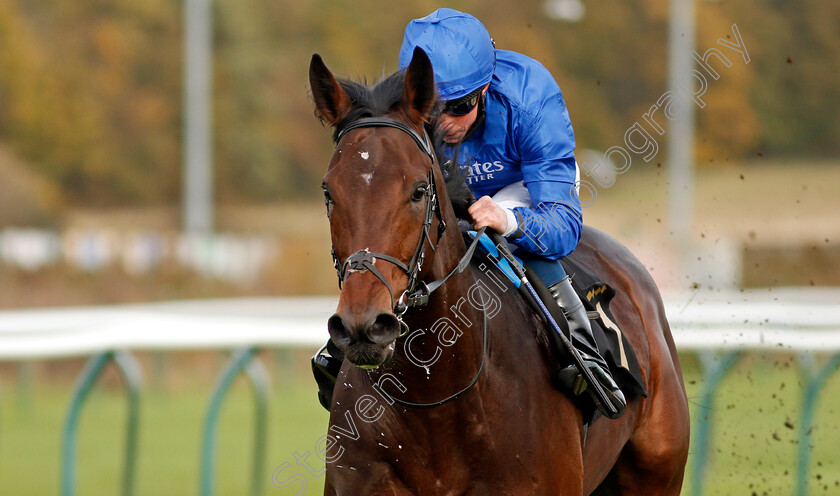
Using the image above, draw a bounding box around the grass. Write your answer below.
[681,353,840,495]
[0,352,331,496]
[2,351,840,495]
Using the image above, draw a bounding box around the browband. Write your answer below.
[337,117,435,163]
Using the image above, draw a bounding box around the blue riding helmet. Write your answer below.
[398,8,496,101]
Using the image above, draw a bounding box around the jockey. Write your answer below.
[312,8,625,418]
[401,8,625,417]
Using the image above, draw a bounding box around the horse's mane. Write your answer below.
[331,72,474,221]
[436,146,473,220]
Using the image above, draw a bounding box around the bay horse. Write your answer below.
[309,47,689,495]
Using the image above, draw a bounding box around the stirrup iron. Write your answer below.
[311,342,343,411]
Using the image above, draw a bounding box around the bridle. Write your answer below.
[330,118,444,318]
[326,116,488,408]
[329,117,482,319]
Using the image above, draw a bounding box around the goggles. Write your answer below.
[443,88,483,116]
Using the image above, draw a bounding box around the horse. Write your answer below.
[309,47,690,495]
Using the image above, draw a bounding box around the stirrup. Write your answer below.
[556,360,626,419]
[585,360,626,419]
[311,345,342,411]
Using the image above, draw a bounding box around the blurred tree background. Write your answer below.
[0,0,837,223]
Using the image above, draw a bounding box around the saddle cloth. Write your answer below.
[559,256,648,400]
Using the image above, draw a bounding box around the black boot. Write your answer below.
[311,340,344,411]
[549,276,626,419]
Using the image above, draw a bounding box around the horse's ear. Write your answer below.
[401,47,437,123]
[309,53,352,127]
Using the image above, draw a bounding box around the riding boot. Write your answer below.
[311,339,344,411]
[549,276,626,419]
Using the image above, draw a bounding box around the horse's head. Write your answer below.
[310,48,443,369]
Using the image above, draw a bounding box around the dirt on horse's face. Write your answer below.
[310,48,437,369]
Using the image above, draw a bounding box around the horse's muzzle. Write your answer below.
[327,311,400,368]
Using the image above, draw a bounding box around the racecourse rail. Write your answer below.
[1,288,839,496]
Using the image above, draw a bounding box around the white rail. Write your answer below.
[0,289,838,360]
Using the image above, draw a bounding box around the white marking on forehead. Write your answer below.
[361,172,373,185]
[359,151,370,160]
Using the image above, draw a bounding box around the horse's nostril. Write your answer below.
[366,313,400,345]
[328,314,351,347]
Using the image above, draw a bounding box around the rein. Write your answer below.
[329,116,489,407]
[381,307,488,409]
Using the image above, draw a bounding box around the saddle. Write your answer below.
[466,230,647,422]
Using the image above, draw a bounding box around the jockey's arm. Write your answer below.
[502,87,582,260]
[466,78,581,259]
[469,164,582,261]
[505,165,582,260]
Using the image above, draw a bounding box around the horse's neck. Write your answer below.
[416,224,487,370]
[369,206,519,412]
[350,233,538,447]
[363,243,499,416]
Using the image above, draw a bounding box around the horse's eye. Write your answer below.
[411,184,428,202]
[322,184,334,215]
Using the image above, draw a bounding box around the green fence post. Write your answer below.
[61,351,143,496]
[200,347,269,496]
[62,352,112,496]
[690,351,740,496]
[796,353,840,496]
[245,355,270,496]
[113,351,143,496]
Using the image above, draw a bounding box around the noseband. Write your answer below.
[330,118,446,316]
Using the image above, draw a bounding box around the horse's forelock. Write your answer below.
[332,71,409,142]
